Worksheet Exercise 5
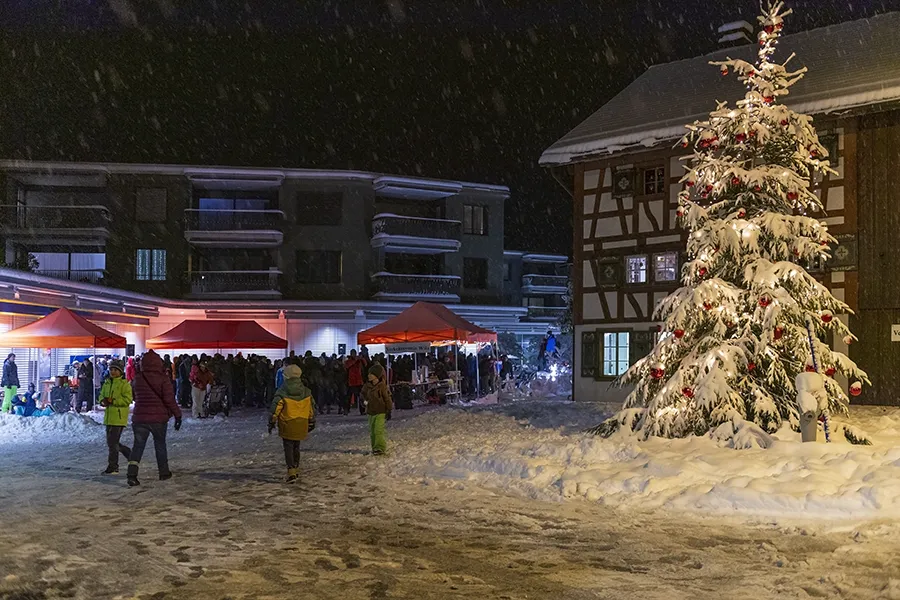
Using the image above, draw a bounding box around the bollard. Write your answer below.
[799,409,817,442]
[795,371,826,443]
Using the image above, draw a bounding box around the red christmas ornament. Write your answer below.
[703,301,713,311]
[763,96,774,104]
[682,387,695,399]
[749,129,758,138]
[793,248,801,257]
[758,296,772,308]
[850,382,862,397]
[821,311,834,323]
[764,24,775,34]
[780,119,789,126]
[731,176,741,186]
[805,364,817,373]
[747,362,757,372]
[810,148,819,158]
[705,184,714,193]
[776,22,784,31]
[698,267,708,277]
[754,185,762,192]
[773,326,784,340]
[676,208,685,218]
[843,335,854,346]
[735,133,747,143]
[650,367,664,380]
[787,191,799,201]
[825,367,836,377]
[682,141,689,148]
[674,329,685,339]
[759,39,766,47]
[720,67,729,76]
[820,240,828,246]
[685,180,695,188]
[737,209,746,218]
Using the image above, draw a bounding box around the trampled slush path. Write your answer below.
[0,406,898,599]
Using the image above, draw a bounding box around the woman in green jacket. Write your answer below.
[362,362,393,455]
[100,360,133,475]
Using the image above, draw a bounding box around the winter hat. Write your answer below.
[109,359,125,374]
[368,362,385,380]
[283,364,303,380]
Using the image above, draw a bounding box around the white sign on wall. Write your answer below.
[892,324,900,342]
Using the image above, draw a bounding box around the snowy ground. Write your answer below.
[1,400,899,599]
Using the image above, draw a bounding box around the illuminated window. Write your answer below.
[625,255,647,284]
[642,166,666,195]
[654,252,678,282]
[602,332,630,376]
[136,249,166,281]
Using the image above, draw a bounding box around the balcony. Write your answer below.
[371,214,462,254]
[187,270,282,299]
[371,272,461,303]
[34,269,106,286]
[524,306,567,322]
[521,274,569,295]
[183,209,285,248]
[0,205,111,245]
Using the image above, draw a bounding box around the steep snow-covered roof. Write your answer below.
[540,12,900,166]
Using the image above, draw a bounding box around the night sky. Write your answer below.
[2,0,898,255]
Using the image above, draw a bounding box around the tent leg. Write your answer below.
[475,345,480,399]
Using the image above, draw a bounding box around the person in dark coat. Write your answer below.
[128,350,182,487]
[75,358,94,413]
[1,353,19,414]
[177,355,192,408]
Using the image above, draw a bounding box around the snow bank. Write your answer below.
[0,413,104,445]
[387,403,900,521]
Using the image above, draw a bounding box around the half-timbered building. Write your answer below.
[541,13,900,405]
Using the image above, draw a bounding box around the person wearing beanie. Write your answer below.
[268,363,317,483]
[362,362,393,455]
[99,359,133,475]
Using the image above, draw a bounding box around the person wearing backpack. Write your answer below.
[99,360,133,475]
[268,364,316,484]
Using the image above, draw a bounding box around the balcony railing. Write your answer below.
[0,205,111,230]
[371,272,461,301]
[372,214,462,241]
[526,306,567,321]
[522,274,569,293]
[188,270,282,296]
[35,269,106,285]
[184,209,285,232]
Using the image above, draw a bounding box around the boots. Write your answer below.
[127,463,140,487]
[286,468,299,484]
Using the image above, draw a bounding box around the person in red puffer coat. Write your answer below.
[127,350,182,487]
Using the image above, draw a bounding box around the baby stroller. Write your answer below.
[204,383,230,417]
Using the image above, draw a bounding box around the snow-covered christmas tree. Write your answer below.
[595,1,869,445]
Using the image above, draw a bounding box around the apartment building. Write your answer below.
[0,160,566,361]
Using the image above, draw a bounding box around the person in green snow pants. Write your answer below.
[362,362,393,455]
[2,353,20,414]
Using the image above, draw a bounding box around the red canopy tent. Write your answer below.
[0,307,126,348]
[146,320,287,351]
[357,302,497,345]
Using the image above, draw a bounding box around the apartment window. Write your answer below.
[297,250,342,284]
[642,166,666,195]
[297,192,343,226]
[135,187,167,222]
[463,205,487,236]
[654,252,678,282]
[602,331,630,377]
[136,249,166,281]
[625,255,647,284]
[463,258,488,289]
[522,297,544,308]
